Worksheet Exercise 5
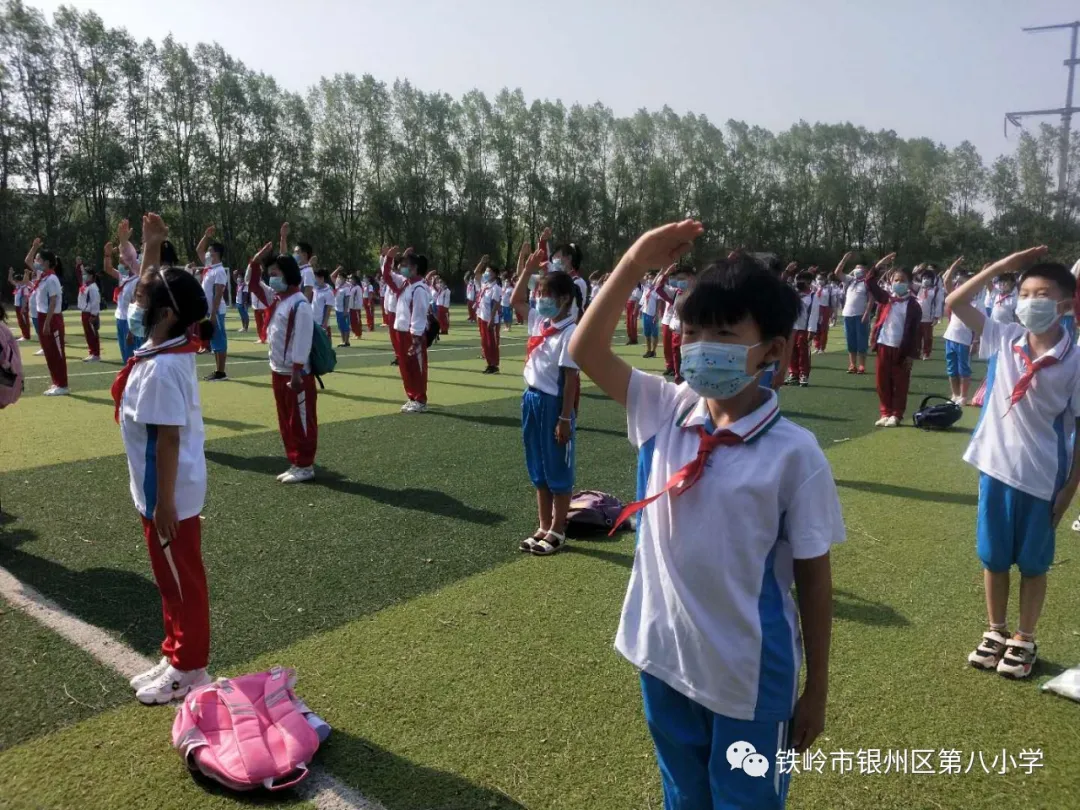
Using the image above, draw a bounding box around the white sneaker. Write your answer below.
[280,466,315,484]
[15,336,25,342]
[875,416,890,427]
[135,665,211,705]
[410,402,428,413]
[1072,516,1080,532]
[996,638,1037,679]
[884,416,899,427]
[129,656,171,690]
[400,401,415,413]
[276,466,299,482]
[43,386,69,397]
[83,355,101,363]
[34,349,45,356]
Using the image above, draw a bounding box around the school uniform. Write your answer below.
[868,287,922,419]
[789,291,821,381]
[363,280,376,331]
[247,268,269,343]
[522,312,578,494]
[300,264,315,296]
[201,263,229,354]
[626,286,642,344]
[476,280,501,368]
[812,284,832,352]
[641,284,660,340]
[115,335,210,671]
[571,274,588,320]
[500,285,514,327]
[311,284,334,335]
[249,267,318,468]
[943,312,974,379]
[916,282,944,358]
[349,283,364,338]
[393,279,432,404]
[619,371,845,810]
[982,287,994,318]
[28,273,40,339]
[383,281,399,334]
[990,290,1018,324]
[840,273,872,355]
[436,286,451,334]
[466,279,477,322]
[333,282,352,342]
[77,280,102,358]
[659,286,680,374]
[115,267,138,361]
[234,274,249,331]
[965,318,1080,575]
[33,271,67,388]
[13,283,30,340]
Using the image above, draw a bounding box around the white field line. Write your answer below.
[0,565,384,810]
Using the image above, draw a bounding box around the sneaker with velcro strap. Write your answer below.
[968,629,1009,670]
[996,638,1037,679]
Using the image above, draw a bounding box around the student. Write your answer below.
[945,247,1080,679]
[834,251,893,375]
[363,275,376,332]
[105,221,140,362]
[435,276,451,334]
[248,264,269,344]
[990,274,1019,323]
[915,266,944,360]
[466,276,477,322]
[941,257,974,405]
[27,261,42,353]
[78,265,102,362]
[570,220,842,810]
[656,264,694,382]
[549,239,587,321]
[639,273,661,358]
[866,266,921,426]
[474,255,501,373]
[626,282,642,346]
[657,264,679,375]
[331,267,352,347]
[248,244,318,484]
[811,270,832,354]
[8,266,31,341]
[311,268,333,337]
[383,247,432,412]
[113,213,213,704]
[26,239,69,396]
[233,267,250,333]
[349,273,365,340]
[787,271,820,387]
[195,227,229,382]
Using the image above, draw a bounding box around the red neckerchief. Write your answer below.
[111,338,198,423]
[28,270,50,295]
[996,291,1014,306]
[1007,341,1068,413]
[874,295,909,332]
[525,318,571,361]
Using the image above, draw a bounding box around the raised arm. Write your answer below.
[140,213,168,273]
[381,246,405,294]
[941,256,964,291]
[247,243,274,307]
[196,225,214,265]
[512,246,545,321]
[103,242,117,279]
[279,222,289,257]
[24,237,41,272]
[946,247,1048,335]
[569,220,703,407]
[832,251,853,282]
[473,254,489,281]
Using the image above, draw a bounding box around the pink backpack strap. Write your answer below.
[214,678,282,789]
[260,666,317,790]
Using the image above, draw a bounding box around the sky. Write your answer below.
[29,0,1080,163]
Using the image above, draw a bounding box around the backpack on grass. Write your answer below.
[0,322,23,409]
[172,667,321,792]
[912,395,962,431]
[566,491,628,537]
[425,310,441,347]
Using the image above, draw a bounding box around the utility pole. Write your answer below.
[1005,22,1080,218]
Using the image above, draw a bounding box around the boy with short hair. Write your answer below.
[570,220,844,809]
[946,247,1080,679]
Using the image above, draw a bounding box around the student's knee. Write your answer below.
[1016,528,1055,578]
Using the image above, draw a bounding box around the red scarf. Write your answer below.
[874,295,909,332]
[610,427,743,534]
[525,319,570,361]
[111,339,199,423]
[28,270,50,295]
[1006,345,1059,413]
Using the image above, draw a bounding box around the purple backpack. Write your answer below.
[567,491,629,537]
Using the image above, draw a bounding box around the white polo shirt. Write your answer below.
[991,291,1018,324]
[394,280,431,337]
[876,298,909,349]
[116,275,137,320]
[119,337,206,521]
[311,284,333,326]
[641,285,659,318]
[841,273,870,318]
[917,284,942,323]
[661,287,684,328]
[266,292,313,374]
[963,318,1080,501]
[78,283,101,316]
[350,284,364,310]
[942,311,973,346]
[35,273,62,315]
[436,287,450,308]
[13,282,24,307]
[247,269,269,311]
[299,264,315,291]
[466,280,476,302]
[793,292,821,332]
[477,282,499,323]
[571,275,588,319]
[618,370,845,722]
[524,311,577,396]
[629,286,642,307]
[501,286,513,307]
[201,263,228,315]
[334,283,351,313]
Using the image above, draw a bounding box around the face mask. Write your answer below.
[537,298,560,318]
[33,261,44,273]
[1015,297,1062,335]
[482,271,493,283]
[293,253,302,266]
[853,269,866,280]
[549,258,565,274]
[681,340,763,400]
[400,265,414,279]
[82,273,91,283]
[128,304,147,338]
[892,282,909,297]
[118,264,129,277]
[269,275,288,293]
[673,279,688,291]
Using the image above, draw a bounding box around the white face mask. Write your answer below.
[1015,297,1063,335]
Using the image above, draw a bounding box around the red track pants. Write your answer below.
[394,331,429,403]
[479,319,499,367]
[789,330,811,379]
[37,312,67,387]
[272,372,318,467]
[81,311,101,357]
[626,303,639,343]
[875,345,912,418]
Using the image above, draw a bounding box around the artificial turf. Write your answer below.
[2,309,1080,809]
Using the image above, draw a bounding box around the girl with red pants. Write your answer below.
[25,238,69,395]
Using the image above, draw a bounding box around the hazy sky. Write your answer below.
[30,0,1080,163]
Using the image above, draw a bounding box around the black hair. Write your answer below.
[314,266,329,281]
[537,270,581,315]
[553,242,582,272]
[160,240,179,267]
[889,266,912,282]
[39,250,63,274]
[296,241,313,260]
[142,267,211,341]
[679,254,801,341]
[272,254,302,287]
[1020,262,1075,298]
[795,271,814,288]
[209,241,225,261]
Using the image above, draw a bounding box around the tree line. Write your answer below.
[2,0,1080,300]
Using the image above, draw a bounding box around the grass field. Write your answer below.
[1,306,1079,810]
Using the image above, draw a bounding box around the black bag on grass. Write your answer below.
[912,395,962,431]
[425,310,441,348]
[566,491,629,538]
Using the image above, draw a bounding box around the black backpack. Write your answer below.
[912,395,963,431]
[424,310,441,347]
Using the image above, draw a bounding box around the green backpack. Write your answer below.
[286,300,337,387]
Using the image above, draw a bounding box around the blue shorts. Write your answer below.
[944,339,971,378]
[843,315,869,354]
[502,305,514,324]
[210,313,228,353]
[642,313,659,339]
[977,474,1056,576]
[116,318,134,362]
[522,388,575,494]
[641,672,791,810]
[1062,314,1076,343]
[335,311,350,337]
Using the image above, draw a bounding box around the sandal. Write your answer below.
[519,529,548,553]
[531,530,566,557]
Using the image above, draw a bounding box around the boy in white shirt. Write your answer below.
[348,273,365,340]
[639,274,661,358]
[435,277,451,334]
[330,267,352,347]
[833,251,894,375]
[78,266,102,361]
[383,248,433,412]
[941,257,974,404]
[466,277,477,322]
[571,221,843,809]
[946,248,1080,679]
[915,266,945,360]
[787,271,820,387]
[990,274,1019,324]
[310,268,333,336]
[474,256,501,373]
[195,226,229,382]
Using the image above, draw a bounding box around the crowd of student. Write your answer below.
[3,211,1080,810]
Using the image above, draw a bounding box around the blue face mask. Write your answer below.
[680,340,763,400]
[891,282,909,297]
[482,271,493,283]
[118,264,129,277]
[269,275,287,293]
[293,253,302,266]
[33,261,44,273]
[853,269,866,280]
[400,265,414,279]
[127,304,147,339]
[537,298,560,319]
[672,279,689,291]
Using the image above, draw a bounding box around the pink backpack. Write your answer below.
[172,667,321,792]
[0,322,23,408]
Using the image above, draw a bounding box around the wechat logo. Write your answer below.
[726,741,770,778]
